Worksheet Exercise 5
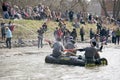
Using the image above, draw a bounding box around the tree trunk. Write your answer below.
[112,0,120,19]
[113,0,116,18]
[115,0,120,19]
[99,0,109,17]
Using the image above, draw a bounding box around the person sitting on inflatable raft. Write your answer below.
[48,37,77,58]
[47,37,103,63]
[77,41,103,64]
[64,36,77,56]
[49,38,64,58]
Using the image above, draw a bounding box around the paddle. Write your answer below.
[63,49,76,52]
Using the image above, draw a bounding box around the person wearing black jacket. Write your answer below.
[89,28,94,39]
[2,2,9,19]
[100,27,107,42]
[70,28,77,41]
[80,26,85,41]
[1,21,5,40]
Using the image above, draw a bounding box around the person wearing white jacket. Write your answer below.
[5,27,12,49]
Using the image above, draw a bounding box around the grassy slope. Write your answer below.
[2,19,116,40]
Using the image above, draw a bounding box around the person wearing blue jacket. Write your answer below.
[5,27,12,49]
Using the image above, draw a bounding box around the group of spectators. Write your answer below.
[36,16,120,50]
[1,1,98,23]
[2,2,51,20]
[95,22,120,45]
[2,1,120,28]
[52,19,120,46]
[1,1,120,50]
[0,20,13,49]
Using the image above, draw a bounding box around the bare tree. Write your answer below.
[98,0,109,17]
[78,0,88,12]
[113,0,120,19]
[99,0,120,19]
[0,0,90,16]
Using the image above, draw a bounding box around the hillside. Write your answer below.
[1,19,116,41]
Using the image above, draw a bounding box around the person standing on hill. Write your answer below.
[42,22,47,32]
[5,27,12,49]
[100,27,107,43]
[57,27,63,40]
[63,29,70,45]
[80,26,85,41]
[54,27,59,41]
[70,28,77,41]
[37,27,44,48]
[69,10,74,22]
[96,22,102,32]
[89,28,95,39]
[1,20,5,41]
[111,29,116,44]
[115,28,120,45]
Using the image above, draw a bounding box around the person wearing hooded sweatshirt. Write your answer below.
[5,27,12,49]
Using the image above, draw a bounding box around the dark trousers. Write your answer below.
[115,36,120,45]
[1,33,6,40]
[80,35,84,41]
[51,51,62,58]
[6,38,11,48]
[112,36,116,44]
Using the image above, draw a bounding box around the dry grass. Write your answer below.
[1,19,117,40]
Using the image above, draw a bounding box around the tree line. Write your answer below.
[0,0,120,19]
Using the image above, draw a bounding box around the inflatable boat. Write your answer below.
[45,55,108,67]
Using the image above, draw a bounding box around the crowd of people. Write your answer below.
[0,1,120,63]
[46,35,103,64]
[36,13,120,64]
[1,1,103,23]
[0,20,13,49]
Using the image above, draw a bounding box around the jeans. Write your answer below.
[112,36,116,44]
[3,11,9,19]
[38,37,43,48]
[116,36,120,45]
[6,38,11,48]
[80,35,84,41]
